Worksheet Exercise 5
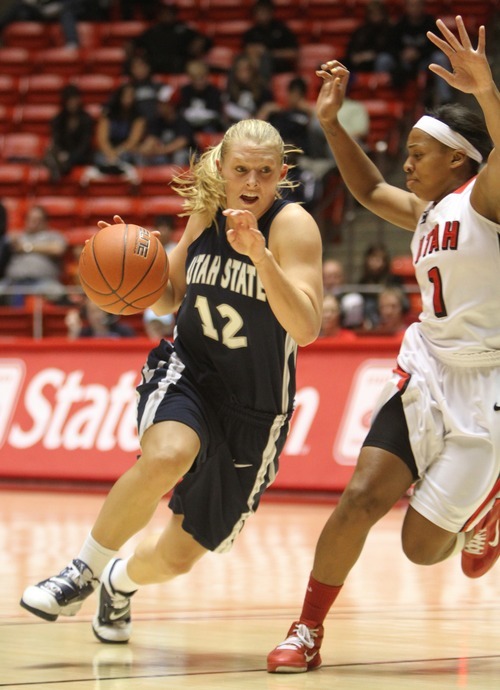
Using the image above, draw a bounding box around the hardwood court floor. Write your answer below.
[1,488,499,689]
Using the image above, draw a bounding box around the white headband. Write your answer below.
[413,115,483,163]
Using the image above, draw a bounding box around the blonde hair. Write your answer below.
[172,119,302,227]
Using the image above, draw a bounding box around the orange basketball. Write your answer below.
[78,223,169,315]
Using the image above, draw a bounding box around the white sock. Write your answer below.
[77,533,118,579]
[109,556,140,594]
[447,531,467,559]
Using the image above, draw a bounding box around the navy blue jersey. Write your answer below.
[174,198,297,414]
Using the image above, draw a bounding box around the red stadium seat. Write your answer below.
[20,74,66,105]
[34,47,84,77]
[1,133,45,163]
[2,21,51,50]
[305,0,348,20]
[3,197,28,229]
[0,163,31,197]
[13,104,58,136]
[298,43,336,72]
[0,306,34,338]
[205,45,235,73]
[0,106,14,135]
[207,20,251,50]
[311,18,360,58]
[362,98,405,158]
[49,21,101,50]
[100,21,148,47]
[203,0,254,21]
[0,75,21,107]
[135,196,186,227]
[33,195,83,231]
[85,47,126,77]
[195,131,224,152]
[71,74,119,106]
[29,165,85,197]
[138,165,184,196]
[0,47,34,77]
[80,196,139,226]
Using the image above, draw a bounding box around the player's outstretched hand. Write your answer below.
[427,16,493,95]
[315,60,350,131]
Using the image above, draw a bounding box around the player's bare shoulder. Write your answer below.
[269,201,321,255]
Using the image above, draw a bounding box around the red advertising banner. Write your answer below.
[0,338,401,491]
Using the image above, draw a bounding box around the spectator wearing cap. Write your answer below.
[135,85,196,166]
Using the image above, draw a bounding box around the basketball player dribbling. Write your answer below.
[20,119,323,644]
[268,15,500,673]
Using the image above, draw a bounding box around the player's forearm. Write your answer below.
[321,120,385,205]
[475,84,500,150]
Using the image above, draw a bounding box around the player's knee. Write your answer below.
[401,534,442,565]
[339,482,390,527]
[137,443,194,488]
[156,547,197,577]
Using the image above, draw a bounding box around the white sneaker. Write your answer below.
[20,559,98,621]
[92,559,136,644]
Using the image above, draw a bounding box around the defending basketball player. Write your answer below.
[267,16,500,673]
[20,119,323,643]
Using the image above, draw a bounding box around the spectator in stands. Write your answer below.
[135,85,195,166]
[43,83,94,183]
[126,54,163,125]
[242,0,299,74]
[319,293,357,341]
[344,1,396,76]
[1,204,68,306]
[142,306,175,341]
[268,76,324,209]
[322,256,364,329]
[223,53,275,126]
[238,40,274,84]
[130,3,212,75]
[0,201,10,284]
[308,84,370,165]
[0,0,81,48]
[177,60,225,133]
[360,285,410,336]
[357,242,404,329]
[385,0,453,104]
[65,297,136,339]
[93,83,146,176]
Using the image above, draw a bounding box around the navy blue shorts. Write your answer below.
[136,340,291,552]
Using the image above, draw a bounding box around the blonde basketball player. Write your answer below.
[268,16,500,673]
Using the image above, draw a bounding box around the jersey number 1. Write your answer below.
[428,266,447,318]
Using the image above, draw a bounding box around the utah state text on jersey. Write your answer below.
[186,253,267,301]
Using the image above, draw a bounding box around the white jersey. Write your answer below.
[371,177,500,532]
[410,176,500,366]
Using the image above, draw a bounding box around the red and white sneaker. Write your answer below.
[267,621,323,673]
[462,499,500,578]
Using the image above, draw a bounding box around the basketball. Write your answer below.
[78,223,169,315]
